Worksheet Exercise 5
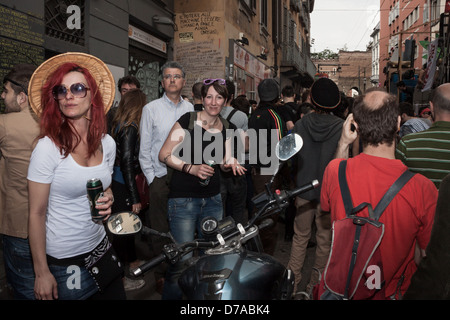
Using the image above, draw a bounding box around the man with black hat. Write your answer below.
[248,78,286,254]
[287,77,344,298]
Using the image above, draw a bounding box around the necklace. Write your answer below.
[199,112,218,128]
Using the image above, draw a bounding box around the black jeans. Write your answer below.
[145,175,171,281]
[220,172,247,225]
[110,180,138,264]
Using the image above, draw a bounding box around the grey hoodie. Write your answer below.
[294,112,343,201]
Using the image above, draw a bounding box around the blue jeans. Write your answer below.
[162,194,223,300]
[2,235,35,300]
[47,264,98,300]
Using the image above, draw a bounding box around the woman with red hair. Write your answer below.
[27,53,125,300]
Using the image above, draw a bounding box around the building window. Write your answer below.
[260,0,269,37]
[272,0,282,46]
[240,0,257,18]
[423,2,429,23]
[430,0,441,25]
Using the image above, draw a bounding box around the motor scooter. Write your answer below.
[106,133,319,300]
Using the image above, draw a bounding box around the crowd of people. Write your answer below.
[1,52,450,300]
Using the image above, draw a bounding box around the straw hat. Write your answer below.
[28,52,115,117]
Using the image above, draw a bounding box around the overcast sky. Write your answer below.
[310,0,380,53]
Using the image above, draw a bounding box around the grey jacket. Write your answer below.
[294,112,343,201]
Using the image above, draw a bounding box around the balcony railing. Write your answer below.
[281,42,316,78]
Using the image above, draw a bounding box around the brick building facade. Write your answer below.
[313,50,373,95]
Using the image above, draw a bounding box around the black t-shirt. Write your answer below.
[248,106,286,168]
[169,112,235,198]
[276,102,299,124]
[285,102,300,122]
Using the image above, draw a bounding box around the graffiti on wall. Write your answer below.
[129,55,161,102]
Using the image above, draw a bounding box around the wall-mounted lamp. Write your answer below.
[236,33,249,46]
[257,47,268,60]
[257,54,267,60]
[153,15,174,25]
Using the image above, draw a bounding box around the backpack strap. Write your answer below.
[226,108,238,123]
[338,160,415,220]
[338,160,354,217]
[339,160,371,217]
[188,111,197,131]
[218,115,230,130]
[372,169,415,220]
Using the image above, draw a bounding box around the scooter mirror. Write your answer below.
[106,212,142,235]
[275,133,303,161]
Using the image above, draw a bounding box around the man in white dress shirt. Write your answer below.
[139,61,193,292]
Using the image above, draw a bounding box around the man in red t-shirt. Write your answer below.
[320,89,438,299]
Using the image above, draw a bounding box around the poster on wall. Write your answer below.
[234,44,266,80]
[128,45,165,102]
[106,64,125,109]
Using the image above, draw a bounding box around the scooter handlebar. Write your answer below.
[131,240,217,277]
[285,179,319,200]
[131,254,166,277]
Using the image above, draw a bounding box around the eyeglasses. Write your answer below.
[163,74,183,81]
[203,78,226,85]
[52,83,90,100]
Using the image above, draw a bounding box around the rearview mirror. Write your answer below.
[107,212,142,235]
[275,133,303,161]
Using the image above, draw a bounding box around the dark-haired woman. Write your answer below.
[158,79,246,299]
[110,88,147,291]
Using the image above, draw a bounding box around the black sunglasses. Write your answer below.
[52,83,90,100]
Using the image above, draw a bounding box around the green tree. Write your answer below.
[311,49,338,60]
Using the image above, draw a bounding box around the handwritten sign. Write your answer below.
[178,12,222,36]
[174,12,225,96]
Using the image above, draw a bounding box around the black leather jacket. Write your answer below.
[113,124,141,205]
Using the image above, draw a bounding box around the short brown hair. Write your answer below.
[118,75,140,91]
[353,91,399,148]
[201,81,228,100]
[3,64,36,95]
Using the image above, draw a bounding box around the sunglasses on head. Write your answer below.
[52,83,90,100]
[203,78,226,85]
